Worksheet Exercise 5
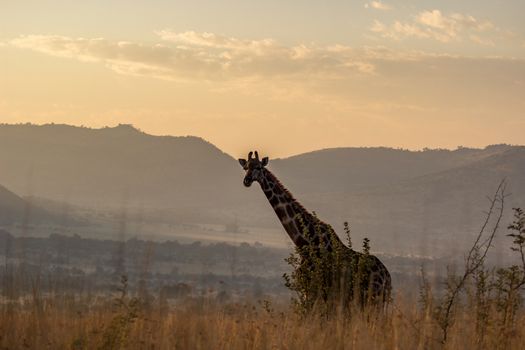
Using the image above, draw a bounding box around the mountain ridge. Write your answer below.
[0,123,523,256]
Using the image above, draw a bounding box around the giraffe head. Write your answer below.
[238,151,269,187]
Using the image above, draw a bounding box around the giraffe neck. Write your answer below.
[259,168,343,250]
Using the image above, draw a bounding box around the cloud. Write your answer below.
[417,10,495,37]
[155,30,278,54]
[371,20,430,40]
[10,32,379,82]
[5,31,525,152]
[9,35,208,81]
[469,35,495,47]
[8,31,524,114]
[371,10,503,44]
[364,1,391,11]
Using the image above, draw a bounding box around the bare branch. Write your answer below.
[439,179,507,343]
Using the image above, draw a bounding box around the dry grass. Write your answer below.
[0,293,524,350]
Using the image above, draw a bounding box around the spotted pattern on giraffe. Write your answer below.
[238,151,392,304]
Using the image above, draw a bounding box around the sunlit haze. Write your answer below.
[1,0,524,157]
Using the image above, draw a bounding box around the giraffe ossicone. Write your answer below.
[238,150,392,304]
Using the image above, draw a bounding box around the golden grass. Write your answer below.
[0,294,524,349]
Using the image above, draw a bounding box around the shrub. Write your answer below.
[283,218,376,317]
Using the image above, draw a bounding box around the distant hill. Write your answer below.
[0,123,523,256]
[0,123,248,214]
[270,144,516,193]
[0,181,56,224]
[271,145,525,256]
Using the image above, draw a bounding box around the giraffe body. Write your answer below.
[239,151,391,304]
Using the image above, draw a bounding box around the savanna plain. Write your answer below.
[0,125,524,349]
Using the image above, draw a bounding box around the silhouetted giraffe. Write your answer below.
[239,151,391,304]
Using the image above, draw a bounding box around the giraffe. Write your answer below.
[238,151,391,305]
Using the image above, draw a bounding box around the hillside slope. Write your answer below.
[270,144,515,193]
[0,182,56,224]
[0,124,247,212]
[279,147,525,255]
[0,123,523,256]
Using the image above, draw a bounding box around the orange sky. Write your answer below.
[1,1,524,157]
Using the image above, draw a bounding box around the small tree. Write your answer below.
[419,179,525,347]
[283,219,374,317]
[493,207,525,330]
[99,275,140,350]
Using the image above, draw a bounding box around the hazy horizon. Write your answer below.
[2,122,524,159]
[0,122,523,258]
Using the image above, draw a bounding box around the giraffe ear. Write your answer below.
[238,159,247,168]
[261,157,269,167]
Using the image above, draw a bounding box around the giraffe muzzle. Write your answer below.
[243,177,253,187]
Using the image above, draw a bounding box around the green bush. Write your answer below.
[283,219,377,317]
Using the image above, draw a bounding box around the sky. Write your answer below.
[1,0,524,157]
